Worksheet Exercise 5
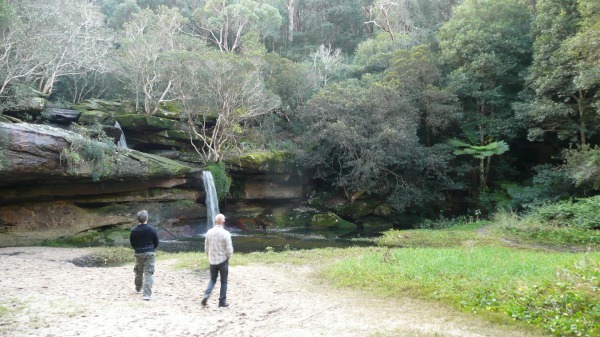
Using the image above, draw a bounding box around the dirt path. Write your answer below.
[0,247,546,337]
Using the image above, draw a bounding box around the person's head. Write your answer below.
[214,213,225,225]
[137,210,148,224]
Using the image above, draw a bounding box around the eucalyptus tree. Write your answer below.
[99,0,141,30]
[8,0,112,96]
[367,0,459,46]
[171,50,281,162]
[297,77,456,210]
[437,0,533,190]
[0,0,28,96]
[516,0,599,147]
[291,0,373,53]
[263,52,315,114]
[193,0,282,53]
[115,6,190,114]
[305,44,348,88]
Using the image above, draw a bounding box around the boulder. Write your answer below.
[41,108,81,124]
[310,212,356,229]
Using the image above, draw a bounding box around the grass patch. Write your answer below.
[71,246,135,267]
[0,296,26,335]
[160,246,370,270]
[323,246,600,337]
[378,221,496,248]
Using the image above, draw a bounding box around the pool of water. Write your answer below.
[158,226,382,253]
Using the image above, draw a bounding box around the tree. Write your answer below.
[305,44,347,88]
[515,0,598,147]
[350,33,398,75]
[291,0,373,53]
[10,0,113,96]
[449,139,509,189]
[297,78,455,210]
[115,6,189,114]
[193,0,282,53]
[384,45,461,146]
[437,0,533,189]
[366,0,459,46]
[172,51,281,162]
[0,0,29,96]
[263,52,315,114]
[99,0,141,30]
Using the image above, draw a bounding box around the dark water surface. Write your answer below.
[158,226,382,253]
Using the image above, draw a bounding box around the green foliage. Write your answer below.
[517,0,600,146]
[531,195,600,230]
[205,161,231,202]
[564,145,600,190]
[384,45,461,145]
[350,33,398,76]
[449,139,509,159]
[297,77,458,211]
[437,0,532,142]
[263,52,315,113]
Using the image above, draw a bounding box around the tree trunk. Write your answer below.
[287,0,295,43]
[577,90,586,147]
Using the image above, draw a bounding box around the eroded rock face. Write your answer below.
[0,122,194,184]
[0,122,204,245]
[0,199,206,246]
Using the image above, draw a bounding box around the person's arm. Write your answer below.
[152,227,159,248]
[204,235,209,257]
[225,233,233,259]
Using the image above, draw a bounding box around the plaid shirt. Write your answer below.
[204,225,233,265]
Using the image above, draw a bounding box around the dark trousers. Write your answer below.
[204,259,228,304]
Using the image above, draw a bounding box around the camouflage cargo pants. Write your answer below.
[134,252,155,298]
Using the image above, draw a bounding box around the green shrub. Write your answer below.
[205,161,231,201]
[532,195,600,230]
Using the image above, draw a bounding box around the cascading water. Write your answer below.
[115,121,128,149]
[202,171,220,231]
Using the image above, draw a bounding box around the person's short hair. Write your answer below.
[215,213,225,223]
[137,210,148,223]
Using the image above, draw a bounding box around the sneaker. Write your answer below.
[201,297,208,307]
[143,296,151,301]
[218,303,229,308]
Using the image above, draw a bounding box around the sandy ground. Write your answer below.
[0,247,546,337]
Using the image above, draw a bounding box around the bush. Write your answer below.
[532,195,600,230]
[205,161,231,201]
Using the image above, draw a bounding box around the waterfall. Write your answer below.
[114,121,128,149]
[202,171,220,231]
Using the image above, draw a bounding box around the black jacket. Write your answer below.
[129,224,159,253]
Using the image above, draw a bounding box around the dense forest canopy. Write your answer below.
[0,0,599,217]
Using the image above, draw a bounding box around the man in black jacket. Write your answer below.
[129,210,159,301]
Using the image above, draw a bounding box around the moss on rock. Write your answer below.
[78,110,112,125]
[226,150,295,173]
[310,212,356,229]
[114,114,178,131]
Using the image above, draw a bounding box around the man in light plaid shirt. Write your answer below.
[201,213,234,308]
